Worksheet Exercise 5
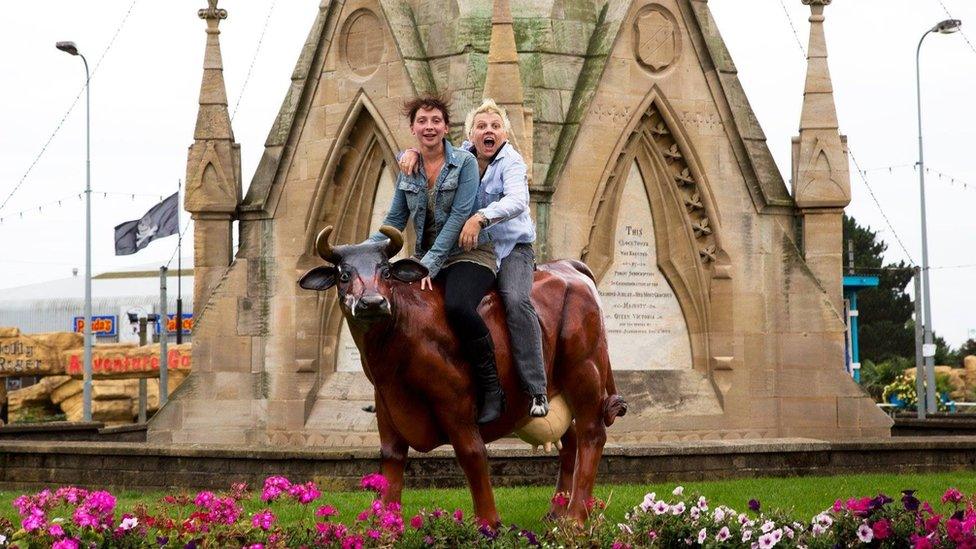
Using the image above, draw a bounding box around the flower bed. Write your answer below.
[3,473,975,547]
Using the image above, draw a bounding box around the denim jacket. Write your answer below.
[368,139,481,278]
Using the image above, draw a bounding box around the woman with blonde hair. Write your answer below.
[400,98,549,418]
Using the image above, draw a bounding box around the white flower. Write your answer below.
[761,520,775,533]
[812,523,826,536]
[120,516,138,531]
[618,523,633,535]
[771,528,782,542]
[640,493,655,512]
[716,526,731,541]
[697,496,709,511]
[742,529,753,542]
[672,502,686,515]
[653,500,670,515]
[816,513,833,527]
[0,534,6,544]
[698,528,707,543]
[673,485,684,496]
[690,507,701,520]
[738,512,749,524]
[784,526,794,539]
[758,532,778,548]
[857,523,874,543]
[713,508,727,522]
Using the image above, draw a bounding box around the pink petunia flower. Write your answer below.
[942,487,964,504]
[453,508,464,522]
[873,518,892,540]
[697,528,707,543]
[757,532,777,548]
[716,526,730,541]
[410,514,424,529]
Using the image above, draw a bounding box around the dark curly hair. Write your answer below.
[402,93,452,127]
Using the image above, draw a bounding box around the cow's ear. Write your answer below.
[389,258,428,283]
[299,266,338,291]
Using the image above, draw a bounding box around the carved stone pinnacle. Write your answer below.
[199,0,227,21]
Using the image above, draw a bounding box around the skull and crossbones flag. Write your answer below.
[113,192,180,255]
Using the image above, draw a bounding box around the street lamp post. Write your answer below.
[56,40,93,422]
[916,18,961,414]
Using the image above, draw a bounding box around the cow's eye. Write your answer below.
[339,271,351,283]
[381,266,391,279]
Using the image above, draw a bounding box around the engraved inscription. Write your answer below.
[598,162,693,370]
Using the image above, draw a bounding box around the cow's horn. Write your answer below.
[315,226,339,263]
[379,225,403,258]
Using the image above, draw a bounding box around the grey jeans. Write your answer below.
[497,243,547,396]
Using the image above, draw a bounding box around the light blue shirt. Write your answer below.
[464,140,536,265]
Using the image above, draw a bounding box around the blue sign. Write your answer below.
[155,313,193,335]
[73,315,118,337]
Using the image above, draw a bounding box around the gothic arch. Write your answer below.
[582,88,734,397]
[294,91,401,401]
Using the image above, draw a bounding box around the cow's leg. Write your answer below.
[545,422,578,519]
[376,397,409,504]
[558,361,607,523]
[449,426,500,525]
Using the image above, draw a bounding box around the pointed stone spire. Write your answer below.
[791,0,849,312]
[185,0,242,315]
[791,0,850,209]
[483,0,533,182]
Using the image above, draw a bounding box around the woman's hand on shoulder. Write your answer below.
[398,148,421,175]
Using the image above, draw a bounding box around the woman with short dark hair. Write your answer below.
[368,95,505,424]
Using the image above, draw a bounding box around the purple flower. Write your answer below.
[522,529,540,546]
[410,515,424,529]
[360,473,389,496]
[288,480,321,504]
[317,505,338,518]
[156,536,169,546]
[748,499,761,512]
[193,491,216,508]
[902,490,921,511]
[48,523,65,537]
[251,509,275,530]
[52,538,80,549]
[453,508,464,522]
[261,476,292,502]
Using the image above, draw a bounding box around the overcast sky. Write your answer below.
[1,0,973,345]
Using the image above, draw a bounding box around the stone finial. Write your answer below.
[791,0,849,209]
[483,0,534,182]
[185,0,241,215]
[199,0,227,21]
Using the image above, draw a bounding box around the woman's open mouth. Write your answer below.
[483,136,496,149]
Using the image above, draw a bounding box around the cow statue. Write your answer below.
[299,225,627,524]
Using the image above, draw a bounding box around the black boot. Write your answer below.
[468,334,506,424]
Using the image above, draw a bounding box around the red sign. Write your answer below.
[65,345,191,378]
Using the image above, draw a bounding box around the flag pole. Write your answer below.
[176,179,183,345]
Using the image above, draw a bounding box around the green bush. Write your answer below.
[860,357,911,402]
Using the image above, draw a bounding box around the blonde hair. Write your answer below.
[464,98,512,138]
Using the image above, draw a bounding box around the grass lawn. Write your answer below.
[2,472,974,530]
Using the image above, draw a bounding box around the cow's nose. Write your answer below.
[356,294,388,312]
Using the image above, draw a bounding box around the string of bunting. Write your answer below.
[0,0,141,215]
[0,190,168,225]
[859,164,975,191]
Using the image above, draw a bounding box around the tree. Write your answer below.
[842,216,957,364]
[842,216,914,362]
[956,338,976,366]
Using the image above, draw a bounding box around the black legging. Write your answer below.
[437,262,495,342]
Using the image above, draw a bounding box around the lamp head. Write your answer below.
[56,41,79,56]
[933,19,962,34]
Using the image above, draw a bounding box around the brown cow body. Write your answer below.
[300,227,625,524]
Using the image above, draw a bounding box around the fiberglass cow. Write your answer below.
[299,225,626,524]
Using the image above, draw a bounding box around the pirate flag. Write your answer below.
[114,192,179,255]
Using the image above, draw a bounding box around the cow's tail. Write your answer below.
[602,394,628,427]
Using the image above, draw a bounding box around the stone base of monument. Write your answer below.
[3,438,976,492]
[297,370,727,448]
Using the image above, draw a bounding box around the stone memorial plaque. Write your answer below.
[598,162,693,370]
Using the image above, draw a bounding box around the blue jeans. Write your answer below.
[498,243,546,395]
